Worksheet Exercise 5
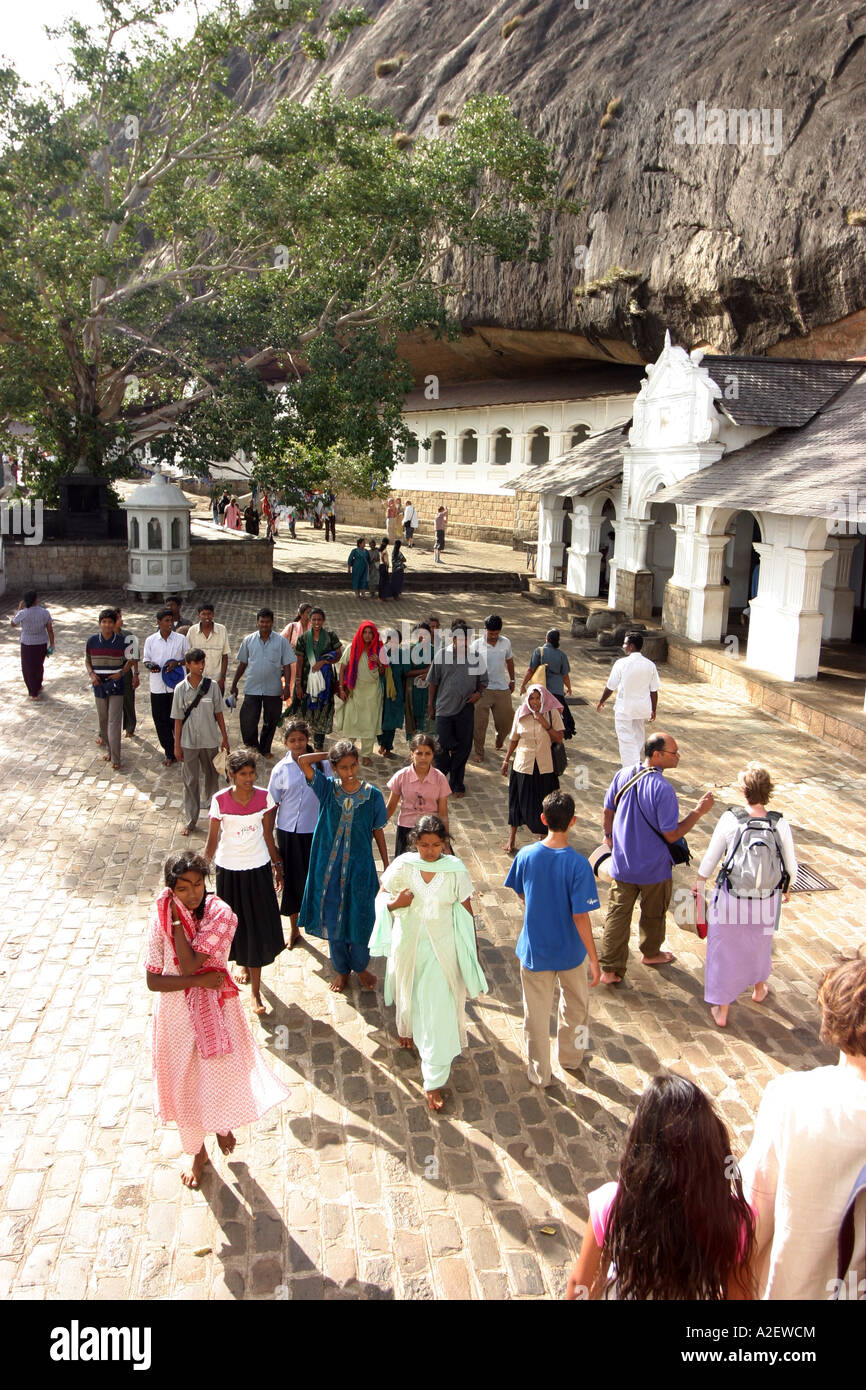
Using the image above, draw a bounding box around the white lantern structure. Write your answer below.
[122,464,195,600]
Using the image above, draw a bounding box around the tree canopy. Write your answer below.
[0,0,574,503]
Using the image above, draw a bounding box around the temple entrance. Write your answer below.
[723,511,762,629]
[646,501,676,615]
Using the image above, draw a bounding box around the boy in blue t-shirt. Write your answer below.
[505,790,601,1087]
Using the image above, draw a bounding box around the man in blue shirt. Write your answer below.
[230,608,296,757]
[599,731,714,984]
[505,790,600,1087]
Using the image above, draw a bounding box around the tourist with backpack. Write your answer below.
[694,762,798,1028]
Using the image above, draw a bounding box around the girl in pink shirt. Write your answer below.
[566,1074,756,1300]
[385,733,451,857]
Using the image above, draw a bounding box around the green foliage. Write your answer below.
[0,0,575,504]
[574,267,642,298]
[846,210,866,227]
[501,17,525,40]
[374,58,401,77]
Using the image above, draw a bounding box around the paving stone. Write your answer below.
[0,579,855,1300]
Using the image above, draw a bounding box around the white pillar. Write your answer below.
[609,517,652,613]
[537,498,566,581]
[820,535,858,640]
[746,543,832,680]
[685,534,731,643]
[566,511,603,596]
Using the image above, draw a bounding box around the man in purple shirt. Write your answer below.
[599,731,714,985]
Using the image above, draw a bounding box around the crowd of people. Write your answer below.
[211,486,337,542]
[11,586,864,1299]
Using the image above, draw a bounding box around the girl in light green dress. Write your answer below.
[371,815,487,1111]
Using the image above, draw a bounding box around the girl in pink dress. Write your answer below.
[146,851,289,1188]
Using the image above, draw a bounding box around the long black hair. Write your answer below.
[598,1074,755,1300]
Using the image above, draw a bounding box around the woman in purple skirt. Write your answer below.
[695,763,798,1028]
[11,590,54,698]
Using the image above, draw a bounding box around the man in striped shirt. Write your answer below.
[85,608,134,770]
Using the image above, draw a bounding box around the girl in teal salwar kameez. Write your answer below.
[371,815,487,1110]
[298,742,389,993]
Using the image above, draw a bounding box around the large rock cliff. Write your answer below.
[266,0,866,377]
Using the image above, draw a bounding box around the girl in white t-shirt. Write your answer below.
[204,751,285,1016]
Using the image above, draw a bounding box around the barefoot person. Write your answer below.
[85,607,135,771]
[171,649,231,837]
[500,684,564,855]
[296,740,388,994]
[268,720,331,949]
[333,620,387,765]
[371,815,487,1112]
[598,732,714,985]
[145,852,289,1188]
[203,752,285,1016]
[11,590,54,699]
[695,763,797,1028]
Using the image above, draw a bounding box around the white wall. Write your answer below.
[389,395,634,497]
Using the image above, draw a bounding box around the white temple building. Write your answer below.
[511,334,864,683]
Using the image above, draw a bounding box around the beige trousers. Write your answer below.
[520,961,590,1086]
[473,687,514,756]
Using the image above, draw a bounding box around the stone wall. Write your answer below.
[661,582,689,637]
[336,489,542,549]
[3,535,272,593]
[613,568,655,621]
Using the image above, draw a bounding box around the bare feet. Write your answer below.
[234,967,250,985]
[95,736,104,745]
[362,756,373,767]
[124,730,133,739]
[288,928,301,949]
[398,1035,414,1050]
[102,752,112,761]
[600,970,623,986]
[426,1089,445,1112]
[710,1004,728,1028]
[216,1131,236,1155]
[329,973,349,993]
[112,763,122,771]
[181,1145,209,1188]
[180,824,192,837]
[502,841,517,855]
[752,982,769,1003]
[472,754,484,764]
[252,993,268,1016]
[641,952,676,967]
[357,969,377,990]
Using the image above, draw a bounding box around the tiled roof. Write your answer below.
[700,355,862,428]
[652,370,866,518]
[402,368,644,413]
[509,422,628,496]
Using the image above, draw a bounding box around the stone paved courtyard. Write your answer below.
[1,576,864,1301]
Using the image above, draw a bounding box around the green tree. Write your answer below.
[0,0,574,504]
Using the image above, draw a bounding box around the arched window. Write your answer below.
[570,424,590,448]
[403,438,418,465]
[492,428,512,465]
[430,430,446,465]
[171,517,183,549]
[459,429,477,465]
[530,426,550,466]
[130,517,140,548]
[147,517,162,550]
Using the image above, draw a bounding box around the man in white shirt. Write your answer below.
[142,608,190,764]
[740,955,866,1299]
[596,631,660,768]
[185,602,231,691]
[470,614,515,762]
[402,499,419,547]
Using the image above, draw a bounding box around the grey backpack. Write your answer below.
[717,808,786,899]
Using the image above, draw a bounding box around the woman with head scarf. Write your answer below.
[333,621,388,765]
[500,684,565,855]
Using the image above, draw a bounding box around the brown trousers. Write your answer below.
[600,878,672,976]
[473,688,513,757]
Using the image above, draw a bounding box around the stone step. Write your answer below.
[273,567,523,592]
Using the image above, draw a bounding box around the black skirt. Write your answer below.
[508,765,559,833]
[217,863,286,967]
[560,701,575,741]
[277,828,314,916]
